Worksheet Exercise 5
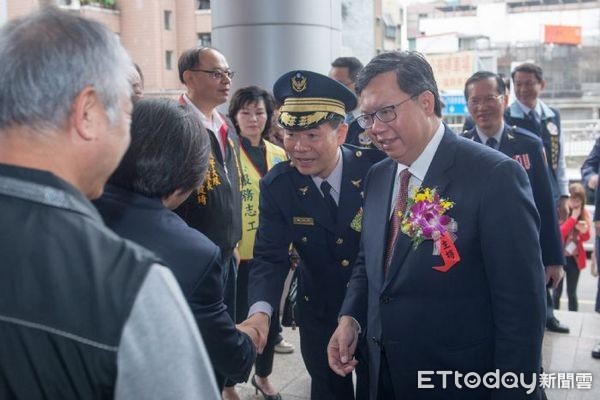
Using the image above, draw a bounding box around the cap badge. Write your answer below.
[291,72,307,93]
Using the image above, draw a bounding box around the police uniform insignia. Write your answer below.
[351,179,362,188]
[350,207,363,232]
[291,72,307,93]
[298,186,309,196]
[513,154,531,170]
[358,132,372,146]
[546,121,559,136]
[293,217,314,225]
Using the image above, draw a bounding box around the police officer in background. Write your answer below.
[505,62,570,334]
[329,57,381,152]
[463,71,567,336]
[244,71,384,399]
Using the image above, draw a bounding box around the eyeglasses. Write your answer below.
[188,68,235,80]
[466,94,503,108]
[356,95,418,129]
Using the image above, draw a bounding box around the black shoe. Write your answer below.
[546,317,570,334]
[592,343,600,359]
[251,375,282,400]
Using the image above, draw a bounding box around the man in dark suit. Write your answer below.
[94,99,256,390]
[328,52,546,399]
[244,70,383,399]
[461,71,565,304]
[505,62,570,333]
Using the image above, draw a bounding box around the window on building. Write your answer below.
[383,14,396,40]
[164,10,172,30]
[197,0,211,10]
[198,33,212,47]
[165,51,173,70]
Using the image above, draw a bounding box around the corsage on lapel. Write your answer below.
[400,187,460,272]
[350,207,363,232]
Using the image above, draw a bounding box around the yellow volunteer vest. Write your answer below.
[239,140,287,260]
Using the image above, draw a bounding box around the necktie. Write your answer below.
[384,169,411,273]
[486,137,498,150]
[528,110,542,134]
[320,180,337,221]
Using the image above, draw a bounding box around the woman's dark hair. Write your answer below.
[228,86,275,139]
[109,98,210,198]
[569,182,587,221]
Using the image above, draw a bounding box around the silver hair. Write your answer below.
[0,7,133,131]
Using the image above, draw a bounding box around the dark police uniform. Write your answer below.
[504,101,566,201]
[248,71,384,400]
[462,124,565,269]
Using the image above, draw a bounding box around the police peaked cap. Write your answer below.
[273,70,357,131]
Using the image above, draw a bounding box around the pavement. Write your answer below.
[231,267,600,399]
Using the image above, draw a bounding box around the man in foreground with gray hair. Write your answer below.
[0,8,219,400]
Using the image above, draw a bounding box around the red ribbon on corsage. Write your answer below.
[432,231,461,272]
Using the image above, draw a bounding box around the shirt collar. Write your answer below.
[516,98,542,119]
[396,121,445,182]
[183,94,223,133]
[312,147,343,195]
[475,124,503,145]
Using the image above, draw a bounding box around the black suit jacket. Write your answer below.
[341,126,546,399]
[94,185,255,383]
[462,124,564,267]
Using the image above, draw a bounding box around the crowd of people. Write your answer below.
[1,7,599,400]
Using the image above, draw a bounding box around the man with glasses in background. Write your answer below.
[328,52,545,399]
[505,62,570,334]
[462,71,564,309]
[175,47,248,396]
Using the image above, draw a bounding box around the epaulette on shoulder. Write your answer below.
[262,160,293,186]
[342,143,387,164]
[509,125,542,143]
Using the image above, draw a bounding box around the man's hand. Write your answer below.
[545,265,564,289]
[238,313,270,354]
[558,197,569,222]
[327,316,360,377]
[587,174,598,190]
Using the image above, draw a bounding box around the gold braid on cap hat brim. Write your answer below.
[279,111,331,129]
[279,97,346,117]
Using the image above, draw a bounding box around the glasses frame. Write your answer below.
[466,94,504,108]
[356,94,418,129]
[188,68,235,80]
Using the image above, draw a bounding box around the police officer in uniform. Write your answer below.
[245,71,384,399]
[329,57,383,153]
[505,62,570,334]
[462,71,565,335]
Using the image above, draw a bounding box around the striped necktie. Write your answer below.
[384,169,411,273]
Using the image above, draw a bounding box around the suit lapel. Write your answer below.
[336,147,364,234]
[289,168,337,233]
[383,126,457,290]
